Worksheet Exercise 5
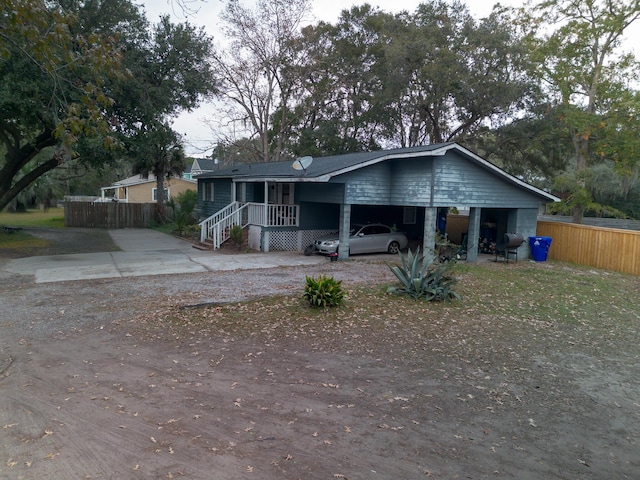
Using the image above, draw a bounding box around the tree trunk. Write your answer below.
[572,136,589,224]
[155,174,165,203]
[572,204,584,224]
[155,171,167,223]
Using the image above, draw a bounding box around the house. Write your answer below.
[182,162,193,180]
[184,158,218,180]
[100,174,196,203]
[195,143,559,261]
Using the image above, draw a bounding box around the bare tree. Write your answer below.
[211,0,311,163]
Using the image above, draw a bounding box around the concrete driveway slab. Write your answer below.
[192,252,325,271]
[108,228,195,252]
[1,229,326,283]
[111,251,208,277]
[35,263,122,283]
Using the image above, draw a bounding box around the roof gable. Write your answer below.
[192,158,217,172]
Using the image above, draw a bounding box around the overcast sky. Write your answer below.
[137,0,637,156]
[139,0,507,28]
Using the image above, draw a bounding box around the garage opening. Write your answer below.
[350,205,424,245]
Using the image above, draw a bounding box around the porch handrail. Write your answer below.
[199,201,245,244]
[199,202,299,247]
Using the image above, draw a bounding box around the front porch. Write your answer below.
[199,201,300,249]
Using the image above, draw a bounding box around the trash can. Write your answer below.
[529,236,552,262]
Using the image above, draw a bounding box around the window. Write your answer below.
[235,183,246,202]
[403,206,417,224]
[203,182,214,201]
[152,188,170,202]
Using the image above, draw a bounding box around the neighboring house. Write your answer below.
[100,174,196,203]
[182,162,193,180]
[195,143,559,261]
[184,158,217,180]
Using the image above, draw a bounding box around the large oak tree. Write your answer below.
[0,0,128,211]
[0,0,216,213]
[286,1,535,156]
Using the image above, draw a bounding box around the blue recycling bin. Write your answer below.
[529,236,552,262]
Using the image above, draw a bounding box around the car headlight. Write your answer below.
[324,240,338,246]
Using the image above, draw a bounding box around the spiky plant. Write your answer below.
[387,247,461,302]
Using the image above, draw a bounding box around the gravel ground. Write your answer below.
[1,231,638,480]
[0,257,395,341]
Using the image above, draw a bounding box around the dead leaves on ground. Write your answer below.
[126,263,639,372]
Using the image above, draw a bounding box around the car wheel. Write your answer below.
[388,241,400,254]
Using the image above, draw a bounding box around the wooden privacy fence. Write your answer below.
[64,202,154,228]
[536,221,640,276]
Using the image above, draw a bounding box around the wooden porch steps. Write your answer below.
[192,239,214,250]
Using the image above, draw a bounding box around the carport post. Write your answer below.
[466,207,481,262]
[338,203,351,260]
[423,207,437,258]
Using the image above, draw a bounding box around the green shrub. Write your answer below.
[387,247,461,302]
[169,190,199,235]
[172,210,191,236]
[174,189,198,216]
[230,224,243,247]
[303,275,345,308]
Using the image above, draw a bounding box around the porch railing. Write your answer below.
[248,203,299,227]
[199,202,299,248]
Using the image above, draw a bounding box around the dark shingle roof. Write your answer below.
[196,143,454,180]
[194,158,217,172]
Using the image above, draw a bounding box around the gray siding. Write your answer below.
[432,153,542,208]
[298,183,344,204]
[335,163,392,205]
[299,202,340,229]
[198,178,232,217]
[326,152,542,208]
[389,158,433,205]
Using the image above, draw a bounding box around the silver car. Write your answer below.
[313,224,408,255]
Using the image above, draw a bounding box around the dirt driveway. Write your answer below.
[0,232,638,479]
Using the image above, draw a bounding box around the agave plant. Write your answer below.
[387,247,461,302]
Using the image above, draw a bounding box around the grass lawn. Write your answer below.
[0,208,64,252]
[0,207,65,228]
[0,207,121,257]
[0,229,50,251]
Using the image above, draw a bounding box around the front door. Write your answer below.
[268,183,294,204]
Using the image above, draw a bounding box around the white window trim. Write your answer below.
[152,187,170,202]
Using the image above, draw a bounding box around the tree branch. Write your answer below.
[0,156,61,212]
